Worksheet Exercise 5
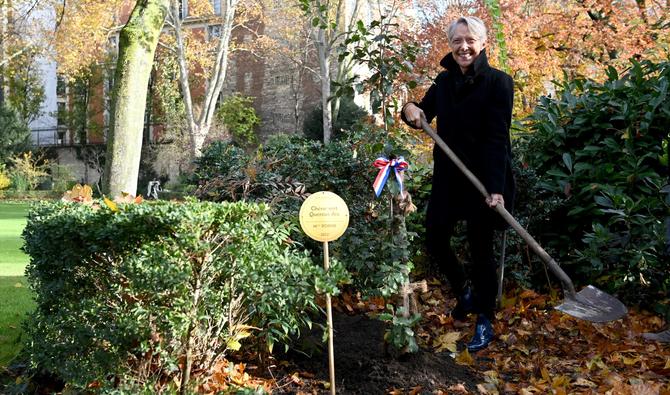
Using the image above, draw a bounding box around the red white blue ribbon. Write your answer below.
[372,156,409,197]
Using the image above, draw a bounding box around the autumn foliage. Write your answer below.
[409,0,669,116]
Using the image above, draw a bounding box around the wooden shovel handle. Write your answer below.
[420,119,578,299]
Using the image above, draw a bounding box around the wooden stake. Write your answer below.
[401,280,428,318]
[323,241,336,395]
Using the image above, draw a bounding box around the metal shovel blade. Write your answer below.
[555,285,628,323]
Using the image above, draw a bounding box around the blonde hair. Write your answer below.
[447,16,487,43]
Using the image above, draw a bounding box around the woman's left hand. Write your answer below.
[486,193,504,208]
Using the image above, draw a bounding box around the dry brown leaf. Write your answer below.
[456,349,474,366]
[289,373,303,386]
[434,331,461,353]
[447,383,469,393]
[540,366,550,382]
[631,383,662,395]
[623,355,640,366]
[476,383,498,394]
[573,377,597,387]
[551,375,570,389]
[408,385,423,395]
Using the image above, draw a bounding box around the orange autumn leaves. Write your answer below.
[418,285,670,394]
[410,0,668,116]
[200,282,669,393]
[62,183,143,209]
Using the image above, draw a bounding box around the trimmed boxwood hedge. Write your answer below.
[22,199,347,392]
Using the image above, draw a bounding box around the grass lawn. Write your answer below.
[0,202,34,367]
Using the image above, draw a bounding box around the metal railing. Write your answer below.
[30,127,107,147]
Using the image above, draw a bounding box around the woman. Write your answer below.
[402,16,515,352]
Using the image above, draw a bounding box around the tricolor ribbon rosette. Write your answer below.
[372,156,409,197]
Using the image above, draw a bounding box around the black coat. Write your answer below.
[402,51,515,229]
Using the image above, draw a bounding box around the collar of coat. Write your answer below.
[440,50,491,78]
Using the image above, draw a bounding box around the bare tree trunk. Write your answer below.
[331,0,361,124]
[104,0,170,196]
[317,29,332,144]
[169,0,238,159]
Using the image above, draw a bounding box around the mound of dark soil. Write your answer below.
[277,312,482,394]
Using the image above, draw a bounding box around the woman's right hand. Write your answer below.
[403,103,425,128]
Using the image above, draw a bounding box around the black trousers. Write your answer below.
[427,215,497,320]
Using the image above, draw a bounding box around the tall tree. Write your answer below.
[271,0,363,137]
[297,0,349,144]
[164,0,240,158]
[1,0,53,108]
[103,0,170,196]
[158,0,269,158]
[52,0,127,76]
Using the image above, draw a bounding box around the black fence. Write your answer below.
[30,127,107,147]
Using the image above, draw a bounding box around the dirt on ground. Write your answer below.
[270,312,483,394]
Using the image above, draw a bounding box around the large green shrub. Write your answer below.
[0,104,31,164]
[191,126,426,297]
[519,59,670,307]
[215,94,260,146]
[302,95,368,141]
[23,200,346,392]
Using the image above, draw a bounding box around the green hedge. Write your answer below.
[191,127,425,298]
[22,200,347,392]
[519,59,670,308]
[0,189,60,200]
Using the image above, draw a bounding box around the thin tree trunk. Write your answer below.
[317,30,332,144]
[104,0,170,196]
[171,0,238,158]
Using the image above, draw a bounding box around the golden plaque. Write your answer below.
[299,191,350,242]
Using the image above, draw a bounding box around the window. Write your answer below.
[56,75,67,97]
[208,25,222,39]
[243,72,252,92]
[211,0,221,15]
[274,75,290,86]
[178,0,188,19]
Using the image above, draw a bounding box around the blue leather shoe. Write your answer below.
[467,315,494,352]
[451,286,474,321]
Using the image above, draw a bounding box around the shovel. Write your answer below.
[421,119,627,323]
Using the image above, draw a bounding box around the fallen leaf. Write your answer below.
[551,375,570,388]
[573,377,596,387]
[476,383,496,394]
[447,383,469,393]
[434,331,461,353]
[103,196,118,212]
[408,386,423,395]
[540,366,550,382]
[631,383,662,395]
[456,349,474,366]
[290,373,303,386]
